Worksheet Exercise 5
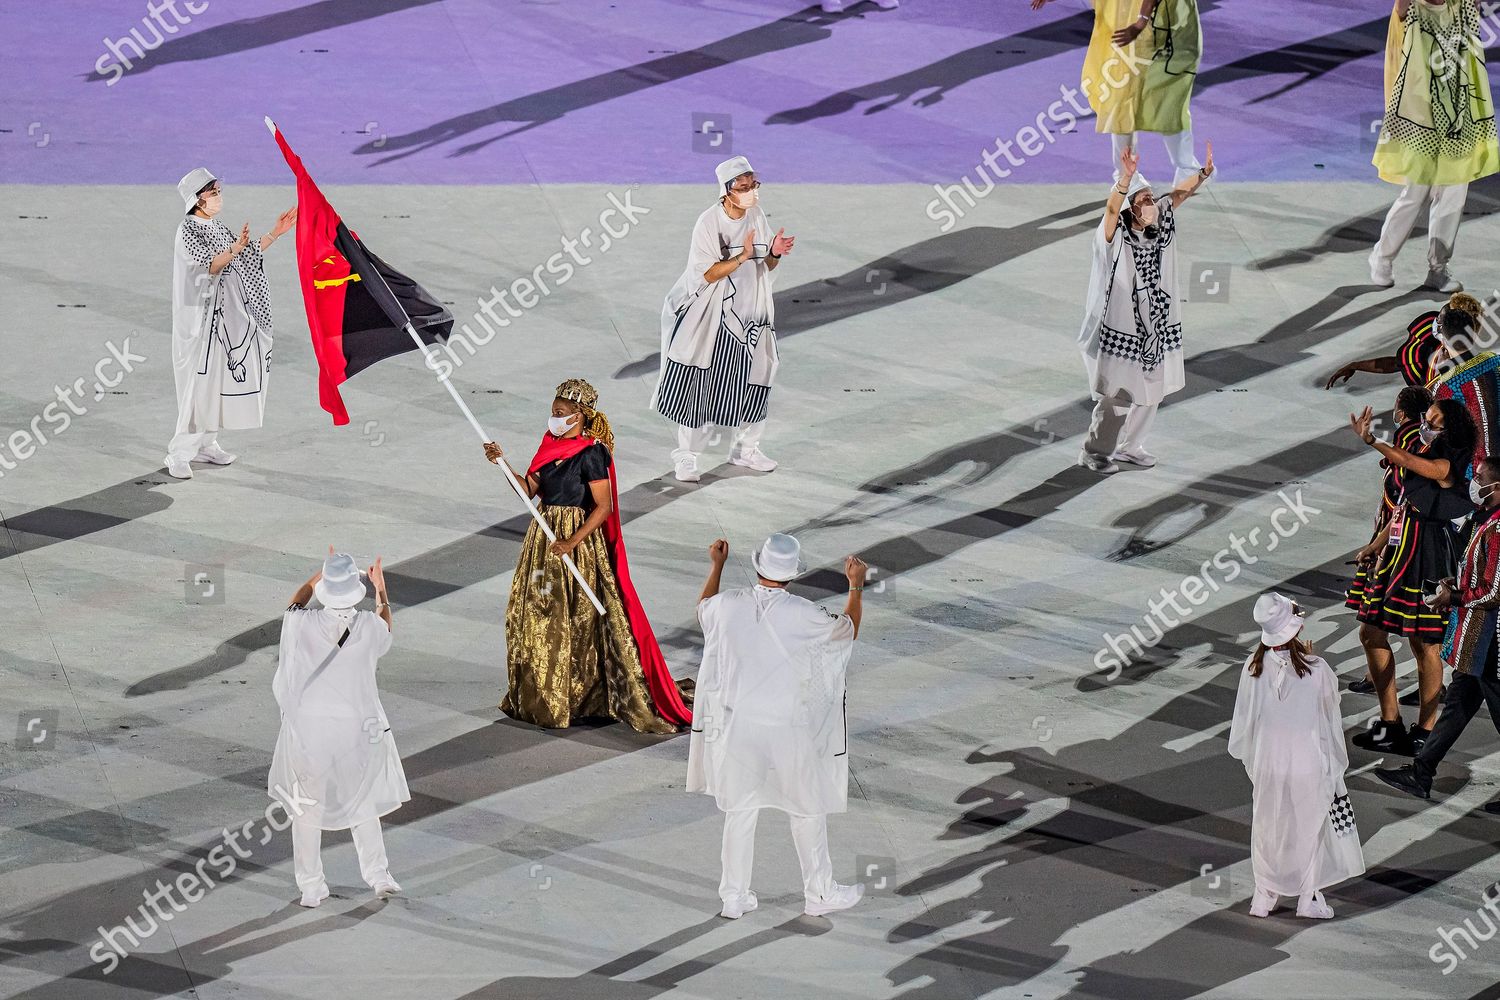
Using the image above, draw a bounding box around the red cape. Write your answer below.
[528,434,692,726]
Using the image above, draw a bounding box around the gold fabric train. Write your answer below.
[503,505,693,734]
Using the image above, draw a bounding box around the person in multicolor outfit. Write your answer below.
[1345,385,1431,695]
[1375,456,1500,811]
[1323,293,1486,393]
[1347,398,1476,754]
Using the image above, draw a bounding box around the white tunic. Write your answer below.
[651,201,780,427]
[171,215,273,434]
[687,586,855,815]
[1078,200,1185,405]
[1227,650,1366,896]
[268,607,410,830]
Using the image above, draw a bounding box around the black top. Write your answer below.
[1405,437,1475,522]
[535,442,611,509]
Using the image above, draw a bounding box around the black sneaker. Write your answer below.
[1399,685,1443,707]
[1349,677,1376,695]
[1353,719,1415,755]
[1483,800,1500,815]
[1374,765,1431,799]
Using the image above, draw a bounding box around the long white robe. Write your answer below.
[1227,650,1366,896]
[171,215,273,435]
[268,607,410,830]
[687,585,855,815]
[651,202,780,428]
[1078,200,1185,405]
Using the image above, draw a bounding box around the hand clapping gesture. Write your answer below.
[1349,406,1377,445]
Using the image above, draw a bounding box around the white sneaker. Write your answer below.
[728,447,777,472]
[1425,269,1463,293]
[1248,886,1279,918]
[1111,447,1157,469]
[371,877,402,899]
[804,882,864,916]
[299,884,330,908]
[674,455,701,483]
[1368,249,1394,288]
[873,0,900,7]
[821,0,847,10]
[1077,450,1119,475]
[165,458,194,480]
[1295,890,1334,919]
[194,443,237,465]
[719,891,758,919]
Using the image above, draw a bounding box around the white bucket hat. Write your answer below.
[177,167,218,213]
[1253,592,1304,647]
[313,552,367,609]
[751,533,806,583]
[715,155,754,190]
[1124,172,1153,202]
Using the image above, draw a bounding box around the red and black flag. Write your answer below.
[268,119,452,426]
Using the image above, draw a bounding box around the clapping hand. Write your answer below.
[1349,406,1377,445]
[771,228,794,257]
[271,206,298,238]
[740,228,757,262]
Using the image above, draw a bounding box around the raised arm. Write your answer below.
[843,555,868,640]
[1350,407,1454,484]
[701,539,728,602]
[369,557,392,630]
[1103,147,1139,243]
[1168,141,1214,209]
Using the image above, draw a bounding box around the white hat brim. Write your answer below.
[314,576,367,609]
[751,550,805,583]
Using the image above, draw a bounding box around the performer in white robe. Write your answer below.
[1077,144,1212,473]
[269,550,408,907]
[1228,593,1366,919]
[653,156,795,483]
[687,533,866,919]
[167,167,294,479]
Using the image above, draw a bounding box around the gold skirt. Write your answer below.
[503,505,692,734]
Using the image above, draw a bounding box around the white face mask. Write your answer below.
[730,188,758,209]
[1419,421,1440,446]
[548,414,576,436]
[1471,479,1492,505]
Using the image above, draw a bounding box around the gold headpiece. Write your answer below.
[554,377,598,409]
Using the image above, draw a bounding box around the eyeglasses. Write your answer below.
[728,180,761,193]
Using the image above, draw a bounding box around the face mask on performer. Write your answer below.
[548,413,577,437]
[1471,478,1492,505]
[1419,420,1440,446]
[727,180,760,210]
[1130,190,1159,237]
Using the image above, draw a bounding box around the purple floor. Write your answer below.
[1,0,1431,186]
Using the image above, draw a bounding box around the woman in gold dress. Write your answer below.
[484,378,693,734]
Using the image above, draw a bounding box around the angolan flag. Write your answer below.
[268,118,452,426]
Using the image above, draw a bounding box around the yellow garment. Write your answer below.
[503,505,692,734]
[1374,0,1499,185]
[1082,0,1201,135]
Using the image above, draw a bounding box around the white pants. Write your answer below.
[291,817,391,894]
[719,808,834,905]
[1373,182,1468,273]
[1112,130,1201,186]
[165,430,218,465]
[673,420,766,463]
[1084,396,1158,459]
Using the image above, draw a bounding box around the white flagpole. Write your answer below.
[265,115,604,614]
[394,322,606,615]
